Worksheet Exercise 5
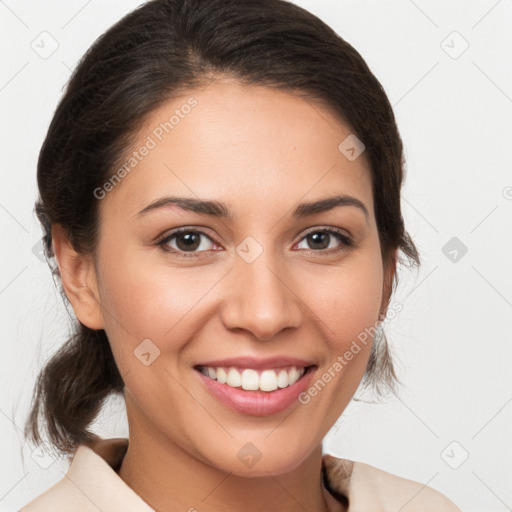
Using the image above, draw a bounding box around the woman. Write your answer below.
[22,0,461,510]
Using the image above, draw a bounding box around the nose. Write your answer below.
[220,250,303,341]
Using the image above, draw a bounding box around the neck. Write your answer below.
[118,412,343,512]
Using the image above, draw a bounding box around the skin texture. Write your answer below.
[53,78,396,512]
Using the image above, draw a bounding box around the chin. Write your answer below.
[198,435,319,478]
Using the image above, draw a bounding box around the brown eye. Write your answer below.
[296,229,352,252]
[174,232,202,251]
[305,232,330,250]
[158,229,218,256]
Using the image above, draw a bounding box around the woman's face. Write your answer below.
[87,78,393,475]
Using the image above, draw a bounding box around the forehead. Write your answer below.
[102,78,374,221]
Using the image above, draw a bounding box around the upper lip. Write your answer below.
[195,356,316,370]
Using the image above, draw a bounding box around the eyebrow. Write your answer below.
[136,194,368,221]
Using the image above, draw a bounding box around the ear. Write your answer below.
[379,248,398,319]
[51,224,104,330]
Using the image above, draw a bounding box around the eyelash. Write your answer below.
[156,227,354,258]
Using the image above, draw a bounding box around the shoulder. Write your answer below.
[20,477,91,511]
[353,460,462,511]
[322,454,461,512]
[20,438,152,512]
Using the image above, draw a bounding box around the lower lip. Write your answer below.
[195,366,316,416]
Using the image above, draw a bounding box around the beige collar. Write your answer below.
[23,437,459,511]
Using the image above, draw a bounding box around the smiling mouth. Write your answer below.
[194,365,313,392]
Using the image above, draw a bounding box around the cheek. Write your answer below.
[303,248,384,403]
[286,252,384,440]
[308,252,384,348]
[95,243,222,367]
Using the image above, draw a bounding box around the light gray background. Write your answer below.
[1,1,511,510]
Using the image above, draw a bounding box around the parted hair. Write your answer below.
[26,0,420,454]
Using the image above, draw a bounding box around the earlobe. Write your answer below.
[51,224,104,330]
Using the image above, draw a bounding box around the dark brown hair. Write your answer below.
[26,0,420,454]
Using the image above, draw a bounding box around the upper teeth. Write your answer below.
[200,366,306,392]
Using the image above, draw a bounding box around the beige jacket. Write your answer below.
[21,438,461,511]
